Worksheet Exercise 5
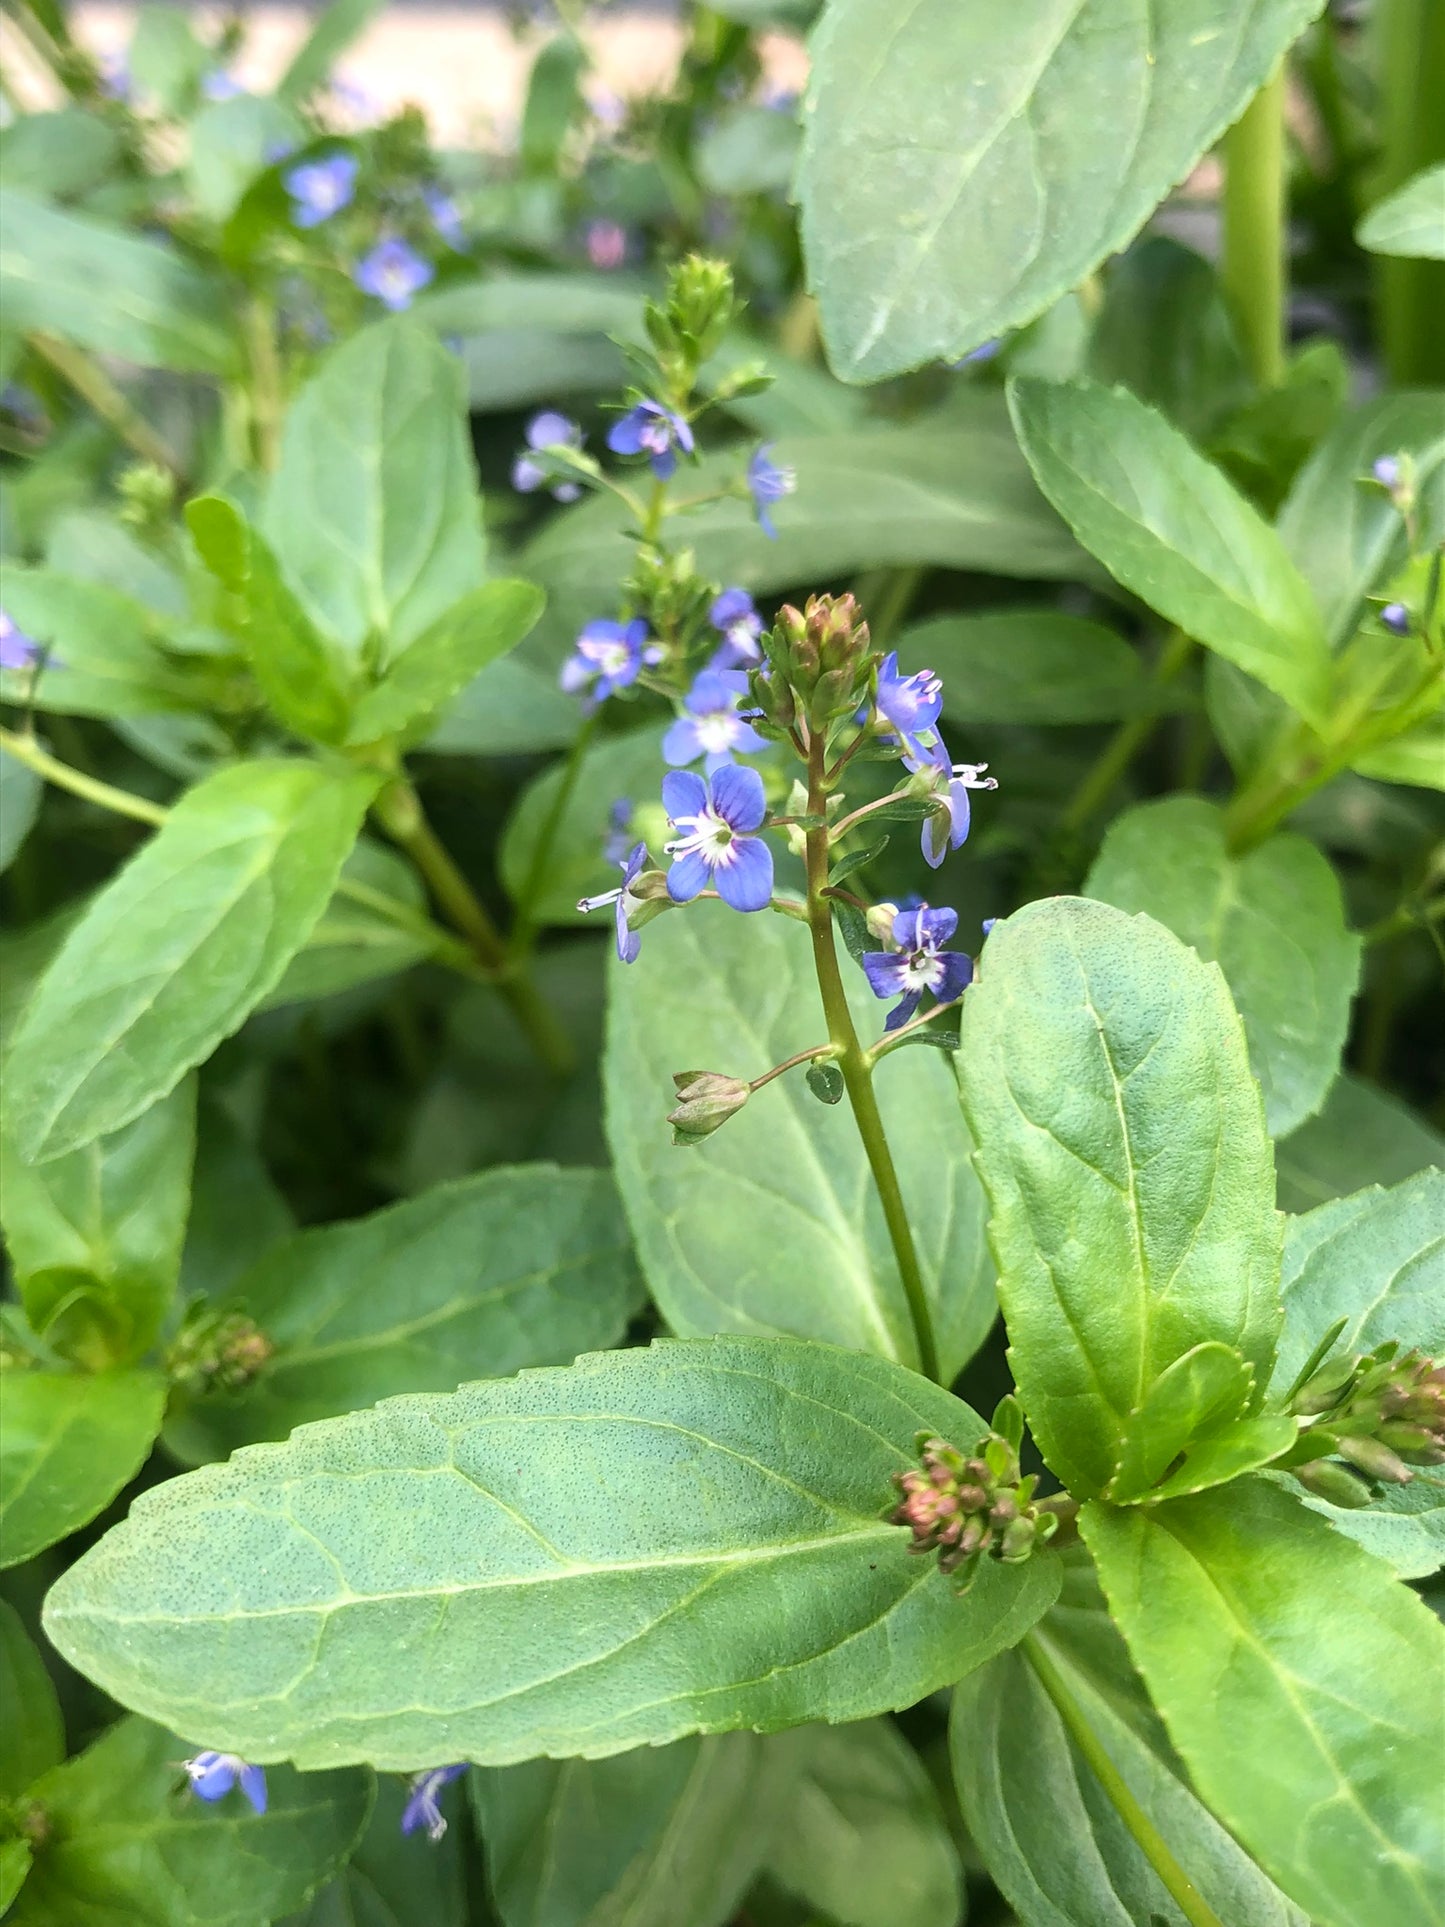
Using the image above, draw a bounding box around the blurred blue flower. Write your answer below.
[608,400,694,480]
[708,587,764,668]
[183,1752,267,1816]
[664,669,768,772]
[862,904,973,1030]
[603,797,634,865]
[400,1765,466,1841]
[513,410,584,502]
[1380,602,1411,636]
[746,445,794,539]
[353,237,434,310]
[662,765,773,912]
[202,70,244,101]
[560,617,661,706]
[286,153,358,228]
[875,650,942,763]
[1372,455,1402,490]
[425,187,466,250]
[585,219,629,269]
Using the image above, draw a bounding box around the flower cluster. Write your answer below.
[1291,1341,1445,1494]
[889,1427,1060,1581]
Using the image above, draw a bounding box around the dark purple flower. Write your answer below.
[708,587,764,668]
[746,445,795,539]
[579,840,651,963]
[863,903,974,1030]
[559,617,661,707]
[0,610,43,672]
[1380,602,1411,636]
[512,410,584,502]
[903,733,997,868]
[425,187,466,250]
[603,797,634,866]
[353,237,434,311]
[183,1751,267,1816]
[663,765,773,912]
[285,153,358,228]
[401,1765,466,1842]
[664,670,768,772]
[875,650,943,763]
[608,400,694,481]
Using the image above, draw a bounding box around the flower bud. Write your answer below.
[866,902,900,943]
[667,1071,750,1146]
[1337,1434,1413,1484]
[1294,1458,1372,1508]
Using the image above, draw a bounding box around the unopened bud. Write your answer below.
[865,902,900,943]
[1337,1434,1413,1484]
[1294,1459,1372,1508]
[667,1071,750,1146]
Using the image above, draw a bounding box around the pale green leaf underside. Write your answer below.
[605,905,997,1380]
[1083,1479,1445,1927]
[1086,795,1360,1137]
[1357,163,1445,260]
[958,897,1281,1497]
[798,0,1325,380]
[1274,1073,1445,1213]
[43,1338,1060,1768]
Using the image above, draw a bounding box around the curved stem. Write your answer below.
[29,334,188,488]
[1059,630,1195,833]
[0,725,167,825]
[1221,65,1287,389]
[1022,1634,1226,1927]
[803,734,939,1381]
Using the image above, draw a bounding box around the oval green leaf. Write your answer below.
[1,1370,167,1569]
[1357,163,1445,260]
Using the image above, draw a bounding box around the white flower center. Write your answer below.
[900,947,944,993]
[695,711,739,754]
[666,806,735,867]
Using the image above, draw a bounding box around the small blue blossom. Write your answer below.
[746,444,795,539]
[875,650,943,763]
[903,734,997,868]
[400,1765,467,1842]
[578,840,651,963]
[603,798,634,866]
[183,1752,267,1815]
[97,53,130,101]
[513,410,584,502]
[285,153,358,228]
[608,400,694,480]
[708,587,764,668]
[1372,455,1402,490]
[425,187,466,250]
[202,70,244,101]
[863,904,974,1031]
[353,237,434,311]
[664,670,768,772]
[329,74,376,121]
[949,339,1001,369]
[560,617,662,707]
[1380,602,1411,636]
[0,610,44,672]
[663,765,774,912]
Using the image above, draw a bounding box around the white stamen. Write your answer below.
[664,806,736,868]
[577,886,622,914]
[695,711,740,754]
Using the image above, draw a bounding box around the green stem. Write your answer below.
[29,333,188,487]
[1059,630,1195,833]
[244,297,285,473]
[748,1042,839,1094]
[1221,65,1288,389]
[0,725,168,825]
[803,735,940,1381]
[1374,0,1445,384]
[1022,1635,1226,1927]
[510,708,599,959]
[373,777,575,1077]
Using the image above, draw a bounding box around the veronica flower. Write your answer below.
[512,410,584,502]
[708,587,764,668]
[663,765,774,912]
[97,53,130,102]
[1372,455,1402,490]
[285,153,358,228]
[904,733,997,868]
[202,70,244,101]
[578,840,651,963]
[559,617,662,706]
[747,445,795,539]
[400,1765,466,1841]
[585,218,629,269]
[0,610,44,672]
[183,1752,267,1816]
[1380,602,1411,636]
[425,187,466,250]
[875,650,943,763]
[353,237,434,311]
[608,400,694,480]
[863,904,974,1031]
[664,670,768,772]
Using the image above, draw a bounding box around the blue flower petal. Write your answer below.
[934,952,974,1004]
[667,850,710,902]
[663,717,703,766]
[883,990,924,1031]
[710,762,767,834]
[238,1764,268,1816]
[662,769,708,821]
[607,409,647,455]
[715,835,773,911]
[862,952,908,999]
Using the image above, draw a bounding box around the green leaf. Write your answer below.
[1275,1073,1445,1213]
[264,320,486,665]
[0,744,42,872]
[1008,379,1332,724]
[0,191,238,374]
[166,1165,644,1462]
[260,837,435,1010]
[1085,796,1361,1136]
[0,1600,65,1798]
[767,1720,963,1927]
[1106,1343,1255,1504]
[0,1840,31,1915]
[128,4,208,114]
[0,568,202,719]
[277,0,384,104]
[474,1731,804,1927]
[1282,1463,1445,1582]
[1351,708,1445,792]
[521,399,1083,659]
[0,109,123,202]
[797,0,1324,381]
[1,1079,196,1364]
[180,1100,295,1301]
[520,36,586,174]
[347,579,544,745]
[5,760,378,1162]
[1273,1171,1445,1396]
[696,104,800,198]
[425,652,579,757]
[1082,1479,1445,1927]
[500,724,667,926]
[186,95,302,223]
[1358,163,1445,260]
[0,1370,166,1568]
[950,1552,1307,1927]
[903,608,1183,726]
[605,906,997,1380]
[9,1715,372,1927]
[958,897,1282,1498]
[279,1775,466,1927]
[43,1337,1061,1766]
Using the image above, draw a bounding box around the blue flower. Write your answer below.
[1373,455,1402,490]
[513,410,584,502]
[875,650,943,763]
[97,53,130,101]
[285,153,358,228]
[353,237,434,311]
[425,187,466,250]
[603,797,634,865]
[747,445,795,539]
[903,733,997,868]
[663,765,774,912]
[401,1765,466,1841]
[0,610,43,672]
[862,904,974,1030]
[183,1752,267,1816]
[708,587,764,668]
[578,840,651,963]
[664,670,768,772]
[202,70,244,101]
[607,400,694,480]
[1380,602,1411,636]
[585,219,629,269]
[559,617,662,706]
